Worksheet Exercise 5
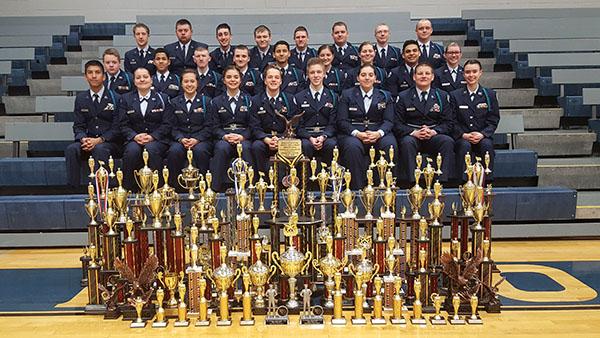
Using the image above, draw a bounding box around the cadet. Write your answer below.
[433,42,466,91]
[103,48,133,95]
[65,60,121,187]
[233,44,264,96]
[209,65,254,191]
[386,39,420,99]
[272,40,307,95]
[344,41,388,90]
[337,64,397,189]
[124,23,156,75]
[289,26,317,72]
[249,25,274,72]
[120,67,173,191]
[151,48,181,99]
[373,23,401,71]
[331,21,360,71]
[295,58,337,165]
[450,59,499,180]
[317,44,347,95]
[164,19,208,75]
[193,46,224,98]
[249,64,298,175]
[395,63,454,183]
[415,19,445,69]
[209,23,234,74]
[166,69,213,187]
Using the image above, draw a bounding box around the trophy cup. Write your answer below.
[410,279,426,325]
[371,277,386,325]
[340,170,355,216]
[147,173,164,228]
[178,149,200,200]
[428,181,445,227]
[84,183,101,254]
[158,271,179,316]
[195,277,211,326]
[255,172,268,211]
[351,271,366,325]
[95,160,109,202]
[248,242,277,310]
[423,158,436,196]
[375,150,389,188]
[88,157,96,179]
[114,170,130,223]
[331,272,346,325]
[316,164,330,202]
[205,245,241,326]
[312,235,348,308]
[459,161,477,217]
[152,287,168,328]
[174,276,190,327]
[390,276,406,325]
[407,168,426,219]
[348,240,380,310]
[159,166,176,225]
[134,149,154,202]
[360,169,376,219]
[102,191,119,271]
[466,294,483,324]
[429,293,447,325]
[130,296,147,328]
[449,294,465,325]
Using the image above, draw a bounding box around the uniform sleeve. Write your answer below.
[432,91,454,136]
[394,95,416,138]
[72,95,87,142]
[101,92,121,143]
[482,89,500,138]
[336,91,353,136]
[119,96,138,142]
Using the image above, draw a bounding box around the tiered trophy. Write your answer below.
[134,149,154,203]
[339,171,358,252]
[312,235,347,309]
[206,245,241,326]
[348,238,379,310]
[248,242,277,313]
[178,149,200,200]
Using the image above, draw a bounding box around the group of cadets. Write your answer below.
[66,18,500,192]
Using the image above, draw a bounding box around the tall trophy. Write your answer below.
[390,276,406,325]
[351,271,366,325]
[360,169,376,219]
[410,279,426,325]
[174,276,190,327]
[134,149,154,203]
[248,242,277,312]
[195,277,211,327]
[205,245,241,326]
[312,235,347,309]
[331,272,346,325]
[240,269,255,326]
[177,149,200,200]
[370,277,386,325]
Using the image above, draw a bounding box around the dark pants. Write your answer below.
[301,137,337,166]
[337,134,397,189]
[65,141,119,187]
[167,141,213,188]
[210,140,253,191]
[454,137,495,180]
[251,140,277,177]
[122,141,168,191]
[398,134,455,182]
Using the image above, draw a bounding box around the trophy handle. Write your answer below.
[370,263,380,282]
[271,252,283,273]
[241,265,248,274]
[157,271,166,289]
[134,169,140,189]
[312,259,323,276]
[339,255,349,270]
[177,174,186,188]
[204,268,215,285]
[267,265,277,283]
[406,189,416,210]
[430,293,438,303]
[301,251,313,274]
[347,263,356,279]
[232,268,242,288]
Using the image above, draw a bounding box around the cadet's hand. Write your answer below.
[134,133,148,145]
[410,128,429,140]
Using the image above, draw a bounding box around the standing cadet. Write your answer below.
[151,48,181,99]
[415,19,445,69]
[317,44,347,95]
[433,42,466,92]
[120,67,173,191]
[249,64,298,175]
[386,40,420,99]
[167,69,213,187]
[373,23,401,71]
[331,21,360,71]
[233,44,264,96]
[209,23,234,74]
[103,48,133,95]
[65,60,121,187]
[164,19,208,76]
[249,25,274,72]
[344,41,388,90]
[450,59,499,180]
[209,66,254,191]
[289,26,317,72]
[337,64,397,189]
[395,63,454,183]
[295,58,337,165]
[124,23,156,75]
[272,40,307,95]
[193,46,224,99]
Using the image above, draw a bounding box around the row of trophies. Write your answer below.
[81,142,501,329]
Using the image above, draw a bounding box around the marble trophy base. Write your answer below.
[151,320,168,328]
[466,315,483,324]
[370,317,387,325]
[430,315,447,325]
[300,315,324,325]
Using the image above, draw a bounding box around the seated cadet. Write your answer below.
[337,64,397,189]
[344,41,388,90]
[209,65,254,191]
[272,40,307,95]
[395,62,454,183]
[120,67,173,191]
[65,60,121,187]
[295,58,337,165]
[151,48,181,99]
[164,19,208,76]
[289,26,317,72]
[386,40,420,99]
[433,42,466,92]
[331,21,360,72]
[102,48,133,95]
[415,19,445,69]
[373,23,402,71]
[167,69,213,187]
[249,64,298,175]
[193,46,223,98]
[249,25,274,72]
[317,44,347,95]
[233,44,264,96]
[450,59,500,180]
[209,23,234,74]
[124,23,156,75]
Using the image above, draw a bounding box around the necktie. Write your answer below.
[314,91,320,102]
[470,92,475,102]
[229,97,237,113]
[421,91,428,102]
[300,52,305,63]
[186,99,192,112]
[140,97,148,116]
[92,93,99,104]
[338,47,344,56]
[269,97,276,106]
[181,44,187,58]
[451,69,457,83]
[139,49,144,58]
[363,94,371,113]
[380,48,386,61]
[199,74,206,80]
[160,74,166,83]
[421,44,427,58]
[109,76,115,88]
[409,67,414,78]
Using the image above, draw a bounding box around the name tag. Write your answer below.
[239,106,248,112]
[349,55,358,61]
[349,107,358,111]
[288,81,298,87]
[80,108,89,112]
[257,108,266,114]
[400,83,409,88]
[206,83,216,88]
[301,103,310,108]
[218,108,227,113]
[406,107,416,112]
[459,105,468,109]
[151,108,163,113]
[194,108,204,113]
[245,81,255,87]
[127,110,135,114]
[168,84,179,91]
[118,85,129,91]
[174,110,184,114]
[460,80,467,84]
[441,82,450,86]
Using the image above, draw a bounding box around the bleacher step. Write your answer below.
[517,130,595,156]
[0,140,27,157]
[480,71,515,89]
[2,96,35,115]
[502,108,563,130]
[496,88,537,107]
[48,64,82,78]
[80,40,113,53]
[478,58,494,72]
[459,46,480,59]
[576,191,600,219]
[26,79,63,96]
[0,116,46,137]
[538,157,600,190]
[432,35,467,46]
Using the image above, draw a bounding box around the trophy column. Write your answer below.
[123,219,141,276]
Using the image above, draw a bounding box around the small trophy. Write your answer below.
[265,283,289,325]
[174,276,190,327]
[331,272,347,325]
[390,276,406,325]
[429,293,447,325]
[195,277,211,326]
[130,296,147,328]
[410,280,426,325]
[240,270,255,326]
[370,277,386,325]
[299,283,324,325]
[449,294,465,325]
[351,271,367,325]
[152,287,168,328]
[466,294,483,324]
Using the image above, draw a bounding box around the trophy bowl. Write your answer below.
[272,246,312,278]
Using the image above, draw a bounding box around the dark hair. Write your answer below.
[234,44,249,53]
[132,23,150,35]
[331,21,348,32]
[359,63,376,73]
[463,59,482,70]
[181,68,198,79]
[133,67,151,76]
[402,39,419,52]
[273,40,290,50]
[175,19,192,29]
[358,41,374,53]
[294,26,309,37]
[263,64,282,79]
[84,60,104,73]
[254,24,271,36]
[223,65,242,77]
[317,44,334,55]
[153,47,169,58]
[415,62,434,72]
[216,23,231,34]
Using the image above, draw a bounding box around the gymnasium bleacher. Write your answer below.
[1,9,599,245]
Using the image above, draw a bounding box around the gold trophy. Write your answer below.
[255,172,268,211]
[240,270,255,326]
[407,168,426,219]
[152,287,168,328]
[351,271,366,325]
[248,242,277,309]
[108,155,115,179]
[371,277,386,325]
[449,294,465,325]
[177,149,200,200]
[316,164,330,202]
[428,181,445,226]
[360,169,376,219]
[95,160,109,201]
[271,213,313,309]
[430,293,447,325]
[459,160,477,217]
[340,170,355,216]
[376,150,389,188]
[174,275,190,327]
[147,173,164,228]
[88,157,96,179]
[159,166,176,225]
[130,296,147,328]
[466,294,483,324]
[381,170,395,218]
[348,240,380,310]
[205,245,241,326]
[312,235,347,308]
[309,157,318,181]
[423,158,436,196]
[390,276,406,324]
[134,149,154,202]
[282,168,302,216]
[331,272,346,325]
[410,279,426,325]
[484,151,492,175]
[85,183,98,225]
[195,277,210,326]
[114,169,130,223]
[158,271,180,313]
[102,191,118,270]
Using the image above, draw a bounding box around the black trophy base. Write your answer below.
[152,320,168,328]
[103,308,120,320]
[485,299,502,313]
[390,317,407,325]
[370,317,387,325]
[331,317,347,325]
[253,307,267,315]
[265,315,289,325]
[430,316,447,325]
[300,315,324,325]
[120,305,155,321]
[84,304,106,315]
[240,318,255,326]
